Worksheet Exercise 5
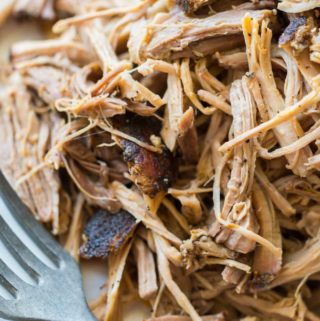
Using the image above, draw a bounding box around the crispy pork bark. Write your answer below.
[80,209,136,259]
[111,114,175,198]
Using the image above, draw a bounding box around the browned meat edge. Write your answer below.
[80,209,136,259]
[112,114,176,197]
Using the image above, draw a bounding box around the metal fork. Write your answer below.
[0,172,97,321]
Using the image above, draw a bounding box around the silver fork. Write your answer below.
[0,172,97,321]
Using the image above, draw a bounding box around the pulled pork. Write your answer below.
[1,1,320,321]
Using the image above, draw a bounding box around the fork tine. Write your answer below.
[0,275,17,299]
[0,215,47,279]
[0,258,28,295]
[0,172,69,265]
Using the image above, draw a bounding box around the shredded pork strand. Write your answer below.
[1,1,320,320]
[133,237,158,300]
[251,181,282,289]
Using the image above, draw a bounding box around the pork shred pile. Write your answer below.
[2,0,320,320]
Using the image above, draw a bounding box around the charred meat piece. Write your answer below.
[80,209,136,259]
[176,0,215,14]
[112,114,175,197]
